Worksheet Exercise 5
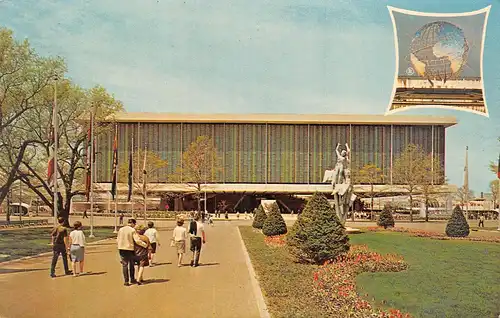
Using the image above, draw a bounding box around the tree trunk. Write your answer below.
[409,194,413,222]
[0,141,32,205]
[425,199,429,222]
[197,184,201,214]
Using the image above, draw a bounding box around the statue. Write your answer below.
[323,143,356,224]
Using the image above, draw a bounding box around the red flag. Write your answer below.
[47,102,57,189]
[497,154,500,179]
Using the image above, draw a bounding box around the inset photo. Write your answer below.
[386,6,490,116]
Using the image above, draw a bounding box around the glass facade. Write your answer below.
[95,122,446,185]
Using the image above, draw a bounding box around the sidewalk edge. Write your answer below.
[237,227,271,318]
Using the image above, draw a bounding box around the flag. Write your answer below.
[47,102,58,189]
[127,137,133,202]
[142,145,147,195]
[85,112,94,201]
[497,153,500,179]
[110,124,118,200]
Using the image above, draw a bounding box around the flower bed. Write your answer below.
[263,234,286,247]
[365,227,500,243]
[312,245,411,317]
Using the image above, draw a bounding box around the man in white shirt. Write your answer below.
[117,219,147,286]
[189,213,206,267]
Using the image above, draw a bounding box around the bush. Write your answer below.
[252,205,267,229]
[262,202,287,236]
[287,192,350,264]
[377,205,395,229]
[445,205,470,237]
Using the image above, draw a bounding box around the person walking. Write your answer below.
[50,217,72,278]
[83,210,88,219]
[144,221,160,266]
[119,212,124,225]
[117,218,147,286]
[479,214,485,228]
[134,225,151,285]
[189,213,206,267]
[69,221,86,277]
[172,219,188,267]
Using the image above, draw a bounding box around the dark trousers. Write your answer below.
[119,250,136,283]
[190,237,202,266]
[50,244,70,275]
[479,220,484,227]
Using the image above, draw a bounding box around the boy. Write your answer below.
[189,213,206,267]
[145,221,160,266]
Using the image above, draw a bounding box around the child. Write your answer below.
[172,219,187,267]
[134,225,151,285]
[144,221,160,266]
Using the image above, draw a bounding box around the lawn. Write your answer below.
[350,231,500,318]
[0,226,117,263]
[239,226,326,318]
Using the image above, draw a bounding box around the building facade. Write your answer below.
[95,113,455,186]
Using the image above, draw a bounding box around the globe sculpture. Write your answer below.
[409,21,469,81]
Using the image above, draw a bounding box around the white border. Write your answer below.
[385,6,491,117]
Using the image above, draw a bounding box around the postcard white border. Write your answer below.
[385,5,491,117]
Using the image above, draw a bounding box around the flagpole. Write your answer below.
[113,124,118,233]
[131,136,134,218]
[143,143,147,225]
[464,146,469,220]
[497,154,500,231]
[89,107,95,238]
[53,77,58,225]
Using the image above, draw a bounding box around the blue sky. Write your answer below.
[1,0,498,193]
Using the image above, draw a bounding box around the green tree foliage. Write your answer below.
[445,205,470,237]
[252,204,266,229]
[170,135,220,212]
[355,163,384,220]
[377,205,395,229]
[262,202,287,236]
[287,193,349,264]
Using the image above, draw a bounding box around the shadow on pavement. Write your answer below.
[80,271,107,277]
[151,262,172,266]
[0,268,47,275]
[196,262,220,267]
[141,278,170,285]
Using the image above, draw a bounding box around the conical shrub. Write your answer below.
[262,202,287,236]
[445,205,470,237]
[377,205,395,229]
[286,192,349,264]
[252,204,267,229]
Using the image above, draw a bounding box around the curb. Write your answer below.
[0,237,115,266]
[237,227,271,318]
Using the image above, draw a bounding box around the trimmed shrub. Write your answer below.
[262,202,287,236]
[445,205,470,237]
[287,192,350,264]
[377,205,395,229]
[252,204,267,229]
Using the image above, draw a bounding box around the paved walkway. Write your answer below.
[0,221,263,318]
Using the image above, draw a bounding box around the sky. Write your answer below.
[392,10,485,78]
[0,0,498,194]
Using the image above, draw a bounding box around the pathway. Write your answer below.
[0,221,263,318]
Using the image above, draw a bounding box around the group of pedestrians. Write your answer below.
[49,213,207,286]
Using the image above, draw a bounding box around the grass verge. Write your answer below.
[351,232,500,318]
[0,226,116,263]
[239,226,327,318]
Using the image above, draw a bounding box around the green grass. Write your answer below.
[0,226,117,263]
[351,232,500,318]
[239,226,327,318]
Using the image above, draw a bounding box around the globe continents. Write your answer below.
[409,21,469,80]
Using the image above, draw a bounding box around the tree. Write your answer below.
[393,144,443,222]
[419,155,445,222]
[286,192,349,264]
[445,205,470,237]
[118,149,168,206]
[171,136,220,213]
[454,186,475,206]
[377,205,395,229]
[262,202,287,236]
[13,83,123,226]
[356,163,384,220]
[0,27,66,205]
[252,204,267,229]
